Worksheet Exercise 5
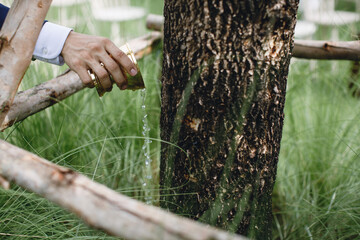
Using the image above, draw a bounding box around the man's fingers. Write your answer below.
[89,62,113,92]
[101,56,128,90]
[77,68,95,88]
[61,32,136,93]
[105,41,138,77]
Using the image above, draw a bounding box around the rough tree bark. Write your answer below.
[160,1,298,239]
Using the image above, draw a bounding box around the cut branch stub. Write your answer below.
[292,40,360,61]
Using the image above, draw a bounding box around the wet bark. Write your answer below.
[160,1,298,239]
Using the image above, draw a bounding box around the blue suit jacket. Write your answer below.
[0,4,10,29]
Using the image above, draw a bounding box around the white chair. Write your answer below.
[52,0,88,7]
[301,0,360,40]
[90,0,147,45]
[49,0,89,28]
[294,20,317,39]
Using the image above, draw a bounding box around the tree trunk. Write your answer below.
[160,1,298,239]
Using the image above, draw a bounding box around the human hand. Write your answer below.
[61,31,138,91]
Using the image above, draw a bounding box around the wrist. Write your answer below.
[33,22,72,66]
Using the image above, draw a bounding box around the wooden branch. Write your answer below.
[0,32,162,131]
[0,0,52,125]
[0,139,247,240]
[146,14,165,32]
[1,70,83,131]
[292,40,360,61]
[146,14,360,61]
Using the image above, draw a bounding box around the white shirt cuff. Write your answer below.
[33,22,72,66]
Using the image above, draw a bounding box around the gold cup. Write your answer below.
[90,43,145,97]
[119,43,145,91]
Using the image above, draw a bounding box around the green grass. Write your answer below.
[1,48,163,240]
[1,49,163,240]
[273,2,360,238]
[273,59,360,239]
[1,1,360,239]
[1,1,164,238]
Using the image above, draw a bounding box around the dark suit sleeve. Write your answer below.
[0,4,10,30]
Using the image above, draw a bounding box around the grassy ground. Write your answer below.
[273,2,360,239]
[0,1,164,239]
[273,60,360,239]
[1,1,360,239]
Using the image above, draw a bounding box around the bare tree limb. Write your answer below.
[0,32,162,131]
[146,14,360,61]
[0,139,247,240]
[0,0,52,125]
[146,14,165,32]
[292,40,360,61]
